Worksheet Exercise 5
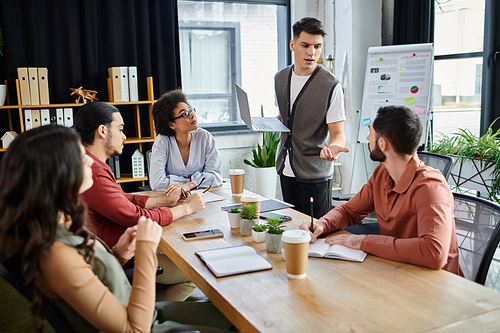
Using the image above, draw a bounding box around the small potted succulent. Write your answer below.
[239,204,258,236]
[228,207,241,229]
[265,216,285,253]
[252,223,267,243]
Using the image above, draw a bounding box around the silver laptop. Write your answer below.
[235,84,290,132]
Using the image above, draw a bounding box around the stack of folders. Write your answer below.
[18,67,74,130]
[108,66,139,102]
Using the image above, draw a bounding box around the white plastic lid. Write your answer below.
[229,169,245,175]
[241,194,260,202]
[282,229,311,244]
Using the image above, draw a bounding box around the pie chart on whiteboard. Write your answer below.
[410,86,419,94]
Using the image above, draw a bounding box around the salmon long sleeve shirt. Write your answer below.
[316,154,463,275]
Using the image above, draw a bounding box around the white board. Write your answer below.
[358,43,434,147]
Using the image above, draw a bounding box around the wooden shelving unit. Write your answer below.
[0,77,157,186]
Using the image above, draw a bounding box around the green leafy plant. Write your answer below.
[428,117,500,203]
[229,207,240,214]
[252,223,267,232]
[244,105,280,168]
[240,204,258,220]
[266,216,285,235]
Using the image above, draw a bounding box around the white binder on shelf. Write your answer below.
[108,67,122,102]
[38,67,50,105]
[56,108,64,125]
[17,67,31,105]
[25,109,33,130]
[128,66,139,102]
[31,109,41,128]
[41,109,50,126]
[28,67,40,105]
[64,108,73,127]
[120,66,129,102]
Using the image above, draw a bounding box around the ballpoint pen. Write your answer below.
[310,197,314,233]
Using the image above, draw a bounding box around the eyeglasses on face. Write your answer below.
[170,108,196,121]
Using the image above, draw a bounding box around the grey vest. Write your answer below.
[275,65,339,182]
[46,225,132,332]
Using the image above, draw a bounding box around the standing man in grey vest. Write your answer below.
[275,17,349,218]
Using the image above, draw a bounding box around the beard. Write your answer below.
[105,133,123,158]
[369,140,386,162]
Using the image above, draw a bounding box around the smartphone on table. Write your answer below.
[182,229,224,241]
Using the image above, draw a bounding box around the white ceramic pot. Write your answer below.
[0,84,6,106]
[448,157,494,194]
[228,212,241,228]
[250,166,277,199]
[252,229,266,243]
[265,232,283,253]
[240,218,257,236]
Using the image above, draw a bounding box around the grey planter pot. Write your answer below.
[240,218,257,236]
[265,232,283,253]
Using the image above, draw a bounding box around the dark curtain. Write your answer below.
[481,0,500,134]
[0,0,180,131]
[393,0,434,44]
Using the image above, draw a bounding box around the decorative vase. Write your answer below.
[0,84,6,106]
[240,218,257,236]
[265,232,283,253]
[228,212,241,229]
[252,229,266,243]
[250,166,278,199]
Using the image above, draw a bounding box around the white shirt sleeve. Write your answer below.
[326,83,346,124]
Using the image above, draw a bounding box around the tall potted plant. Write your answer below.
[428,118,500,203]
[244,106,280,198]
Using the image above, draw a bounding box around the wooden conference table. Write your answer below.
[137,184,500,333]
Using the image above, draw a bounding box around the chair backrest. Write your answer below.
[138,149,153,191]
[453,192,500,290]
[417,151,453,181]
[0,262,76,332]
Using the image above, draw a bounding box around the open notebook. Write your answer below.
[308,239,367,262]
[196,245,272,278]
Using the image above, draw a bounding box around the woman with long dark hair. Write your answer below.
[0,125,233,332]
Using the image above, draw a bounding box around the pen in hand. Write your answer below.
[310,197,314,233]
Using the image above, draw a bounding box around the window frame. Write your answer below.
[176,0,291,133]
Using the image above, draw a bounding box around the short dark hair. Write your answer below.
[152,89,188,137]
[373,105,423,156]
[73,101,119,146]
[292,17,327,39]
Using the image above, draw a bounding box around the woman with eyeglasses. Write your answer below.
[0,125,234,332]
[150,89,222,195]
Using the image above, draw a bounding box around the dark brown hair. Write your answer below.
[292,17,327,39]
[0,125,94,327]
[373,105,423,156]
[152,88,189,136]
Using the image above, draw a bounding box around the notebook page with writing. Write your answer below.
[308,239,367,262]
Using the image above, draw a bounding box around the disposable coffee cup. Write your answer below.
[229,169,245,197]
[241,194,261,217]
[282,230,311,279]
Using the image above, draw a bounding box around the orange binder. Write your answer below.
[38,67,50,105]
[17,67,31,105]
[28,67,40,105]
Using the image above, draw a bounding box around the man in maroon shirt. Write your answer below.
[300,105,463,275]
[75,101,206,301]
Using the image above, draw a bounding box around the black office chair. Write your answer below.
[453,192,500,289]
[343,151,454,235]
[138,149,153,191]
[0,262,76,332]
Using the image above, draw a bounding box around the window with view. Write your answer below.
[433,0,485,140]
[177,0,288,130]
